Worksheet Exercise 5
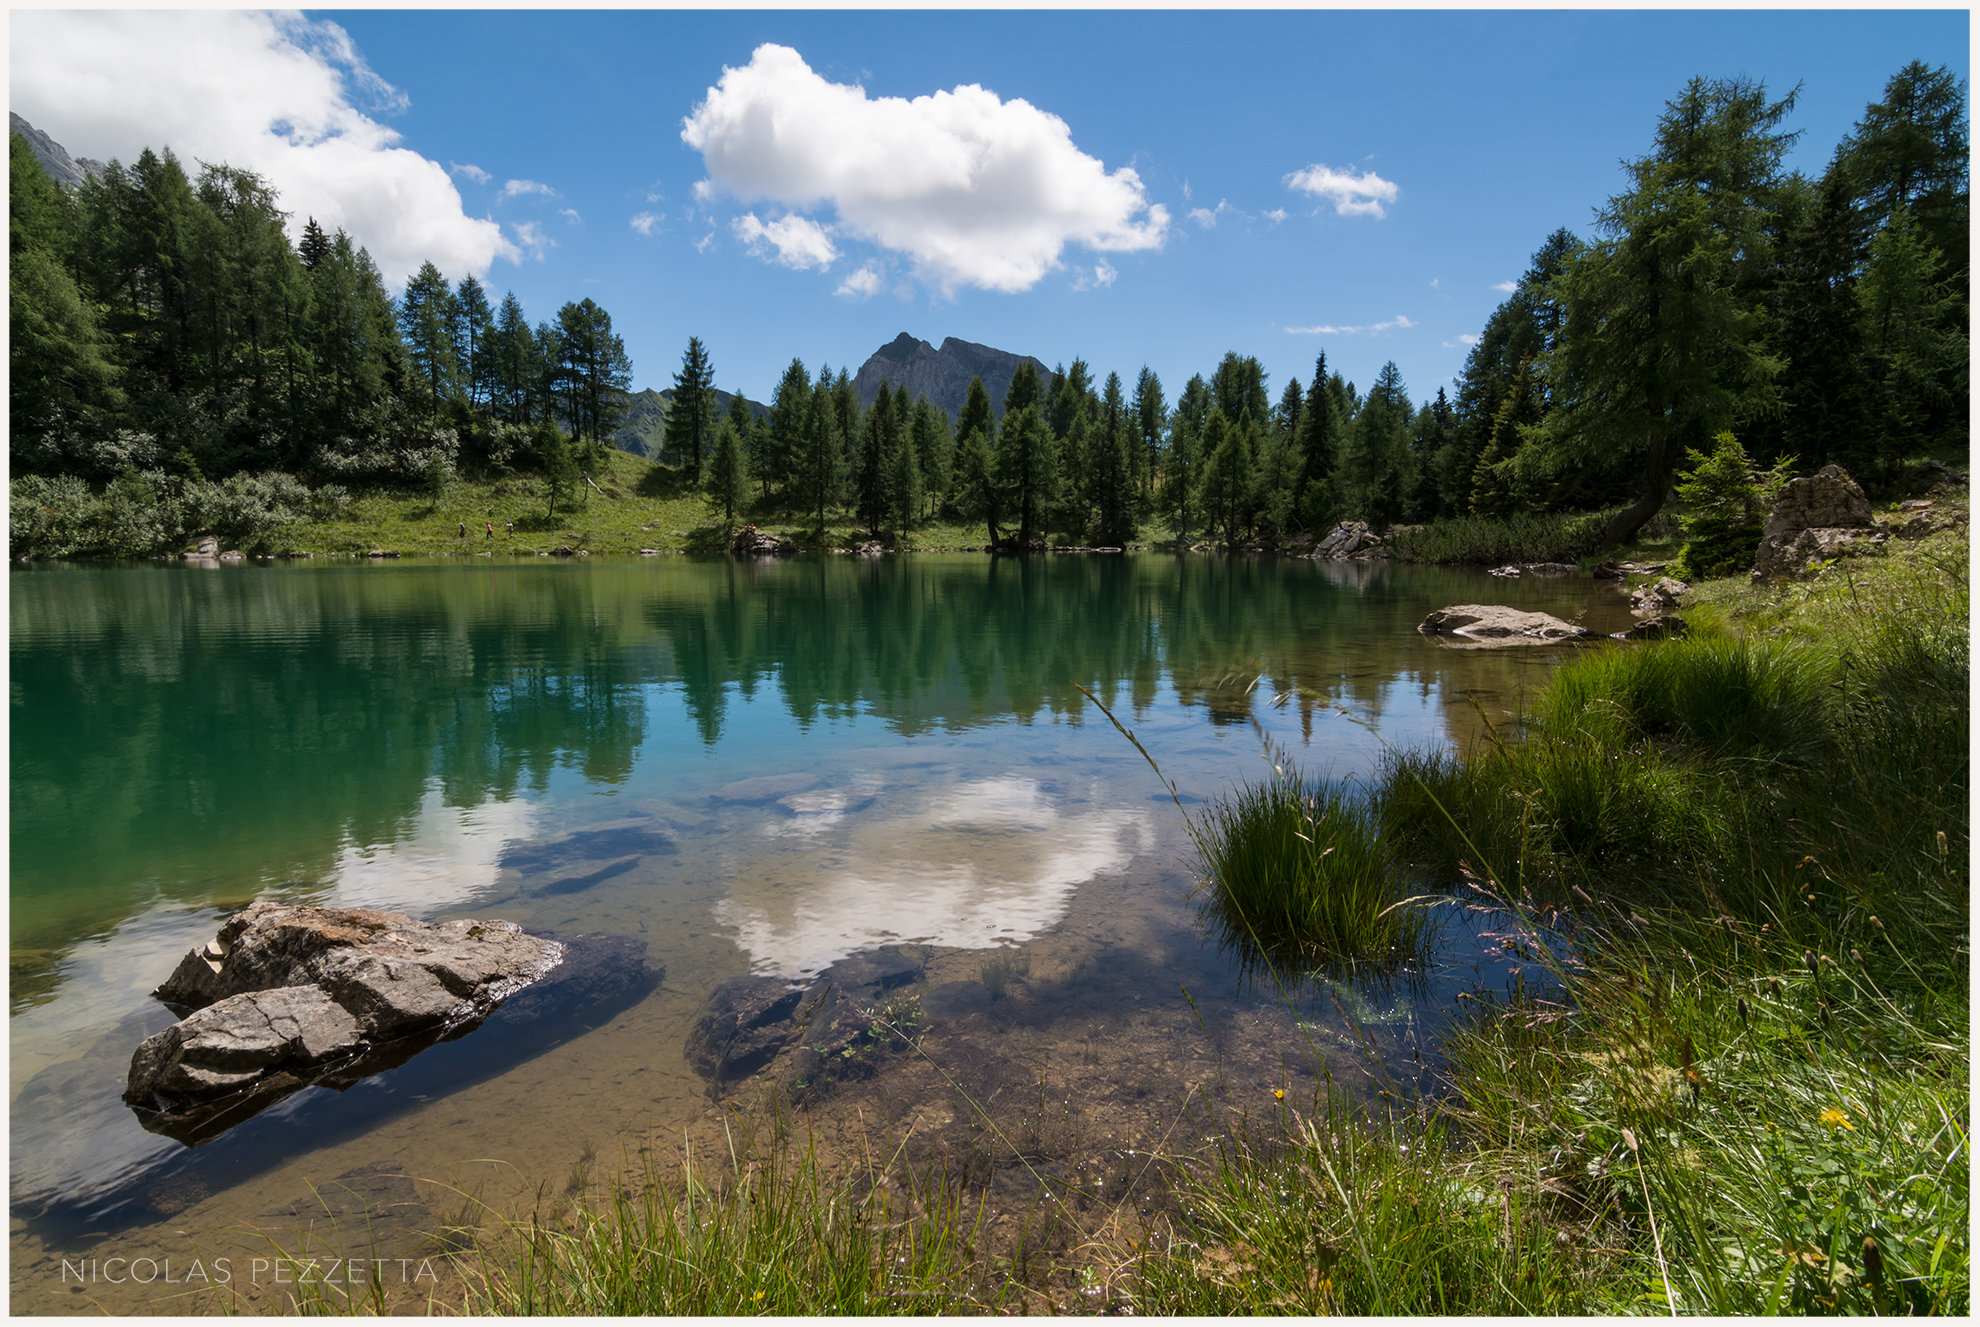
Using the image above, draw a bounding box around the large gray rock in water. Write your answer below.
[128,903,563,1126]
[1752,464,1881,581]
[1630,576,1690,614]
[1418,605,1595,645]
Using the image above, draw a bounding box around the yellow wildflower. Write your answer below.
[1820,1107,1854,1131]
[1274,1089,1286,1100]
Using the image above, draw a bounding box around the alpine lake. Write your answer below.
[10,551,1642,1313]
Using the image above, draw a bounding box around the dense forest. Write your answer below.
[9,64,1967,558]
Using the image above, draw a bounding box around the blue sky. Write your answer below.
[11,9,1968,410]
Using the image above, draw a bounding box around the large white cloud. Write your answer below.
[681,44,1168,294]
[1285,162,1400,218]
[10,10,517,288]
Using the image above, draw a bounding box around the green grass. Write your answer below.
[460,1116,1008,1315]
[1190,757,1430,977]
[276,450,1005,557]
[1117,524,1969,1315]
[1387,507,1640,565]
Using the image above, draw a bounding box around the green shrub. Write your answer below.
[1669,432,1794,581]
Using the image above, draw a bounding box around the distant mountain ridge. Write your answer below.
[853,333,1051,423]
[10,112,105,189]
[610,387,764,459]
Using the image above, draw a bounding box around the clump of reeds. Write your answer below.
[1193,760,1428,973]
[978,948,1030,1000]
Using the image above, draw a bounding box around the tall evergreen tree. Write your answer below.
[1163,374,1210,545]
[857,382,895,536]
[455,276,495,409]
[399,261,460,424]
[1544,76,1796,545]
[706,417,746,526]
[995,363,1053,545]
[1131,367,1167,501]
[555,298,633,455]
[666,335,716,482]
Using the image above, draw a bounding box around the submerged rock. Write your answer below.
[125,903,591,1145]
[684,945,928,1093]
[732,527,797,557]
[1417,605,1595,645]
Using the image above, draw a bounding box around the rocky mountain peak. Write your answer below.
[10,112,106,190]
[852,333,1051,423]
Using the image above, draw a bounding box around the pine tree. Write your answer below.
[1545,76,1796,544]
[399,260,460,424]
[1163,374,1210,545]
[995,363,1054,546]
[1131,366,1167,502]
[910,395,952,521]
[666,336,716,482]
[857,382,895,536]
[297,217,330,272]
[766,358,812,512]
[455,276,495,408]
[706,417,746,526]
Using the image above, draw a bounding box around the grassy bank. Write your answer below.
[1135,526,1968,1314]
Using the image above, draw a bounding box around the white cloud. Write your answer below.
[450,161,491,184]
[1072,260,1117,291]
[9,10,516,289]
[1188,199,1240,229]
[1493,280,1519,293]
[734,212,839,270]
[682,43,1169,294]
[1284,162,1400,218]
[694,228,718,255]
[512,221,553,261]
[836,262,885,298]
[1288,313,1415,337]
[559,208,583,225]
[630,211,662,237]
[1443,333,1483,348]
[501,178,556,201]
[1264,207,1288,223]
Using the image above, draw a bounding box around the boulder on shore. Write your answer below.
[1418,605,1595,646]
[1752,464,1882,581]
[127,903,569,1139]
[1310,521,1388,561]
[1630,576,1690,615]
[732,527,797,557]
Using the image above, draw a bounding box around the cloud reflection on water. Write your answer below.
[717,774,1153,978]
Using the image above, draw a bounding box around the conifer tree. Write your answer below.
[706,417,746,526]
[1131,367,1167,501]
[666,336,716,482]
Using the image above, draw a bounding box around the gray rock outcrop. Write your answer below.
[1310,521,1389,561]
[1752,464,1882,581]
[1418,605,1596,645]
[127,903,564,1131]
[1612,614,1687,641]
[852,334,1053,423]
[732,527,797,557]
[10,113,107,190]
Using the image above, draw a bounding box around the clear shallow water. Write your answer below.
[10,553,1634,1311]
